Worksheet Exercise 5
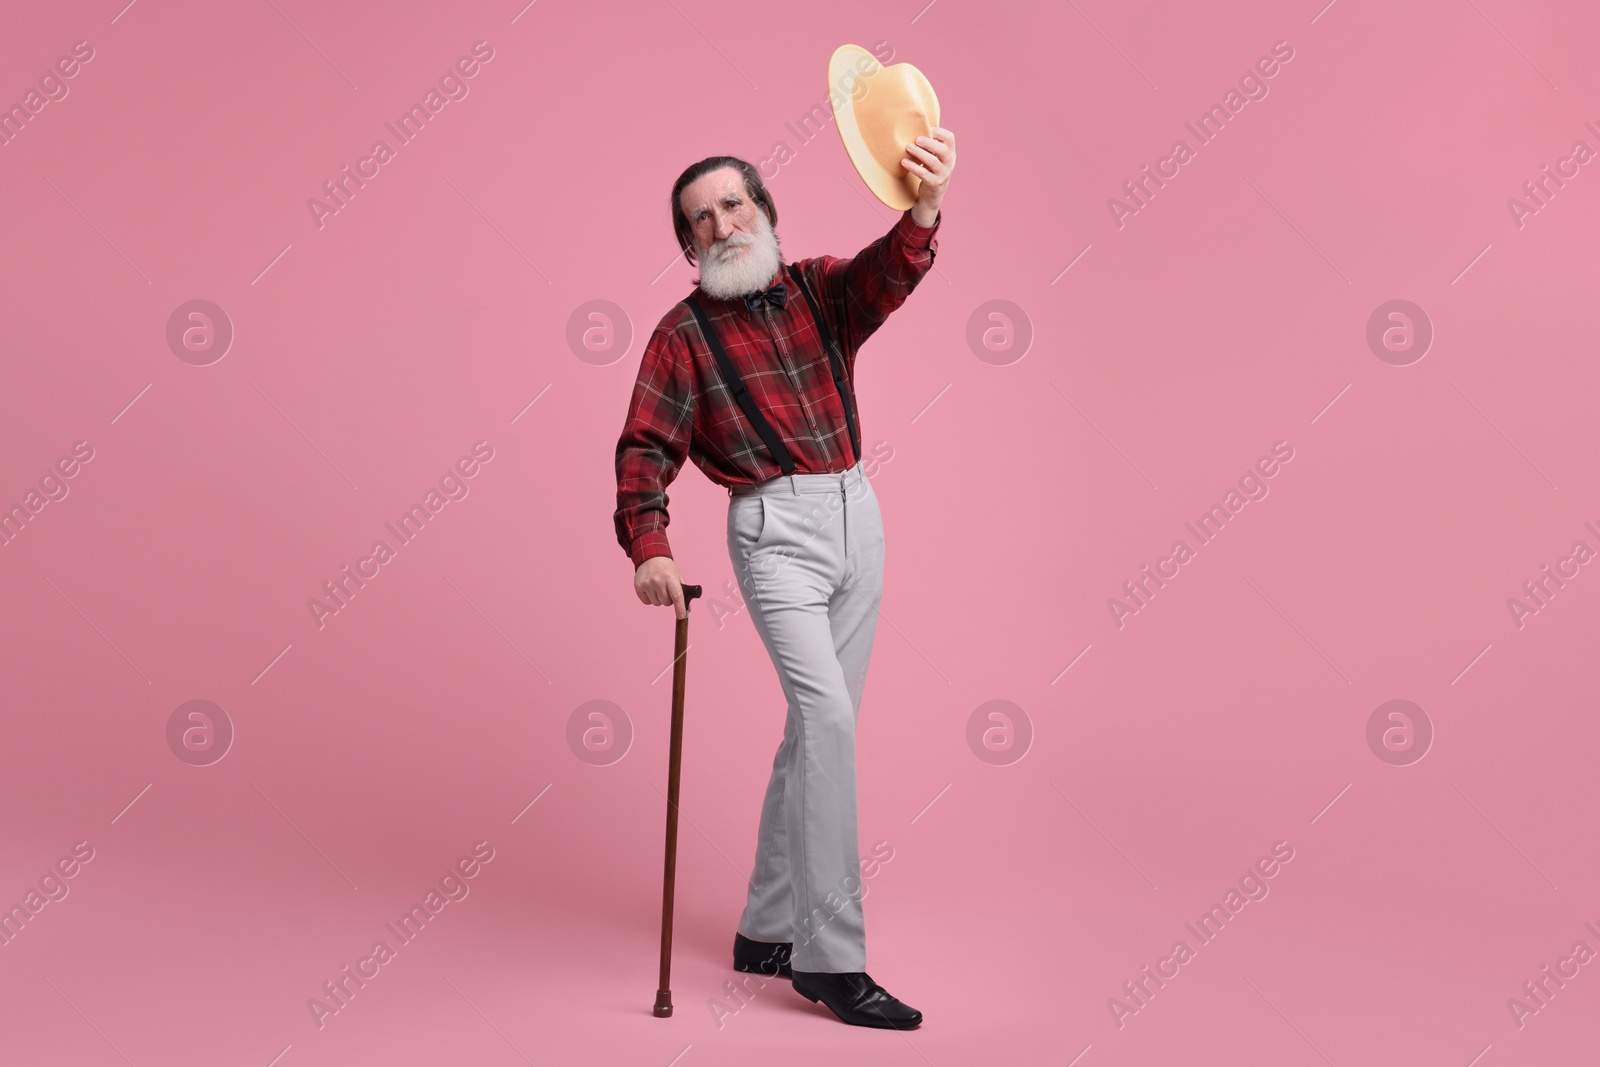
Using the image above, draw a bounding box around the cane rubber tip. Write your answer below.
[653,992,673,1017]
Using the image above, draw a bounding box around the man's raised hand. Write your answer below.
[904,126,955,221]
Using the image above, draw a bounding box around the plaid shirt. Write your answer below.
[614,206,941,568]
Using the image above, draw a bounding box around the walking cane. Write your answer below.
[653,581,703,1018]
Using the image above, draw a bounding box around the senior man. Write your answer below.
[614,130,954,1029]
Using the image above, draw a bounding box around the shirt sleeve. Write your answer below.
[808,206,940,356]
[614,317,694,568]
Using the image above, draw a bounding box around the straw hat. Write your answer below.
[828,44,941,210]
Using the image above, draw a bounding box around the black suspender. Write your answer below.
[786,262,862,464]
[681,264,861,477]
[683,292,798,474]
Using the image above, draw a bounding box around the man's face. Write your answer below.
[679,166,783,300]
[681,167,760,261]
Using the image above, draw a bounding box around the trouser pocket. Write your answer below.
[730,493,767,549]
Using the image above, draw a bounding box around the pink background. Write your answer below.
[3,0,1599,1063]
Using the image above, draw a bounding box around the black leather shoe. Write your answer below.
[790,970,922,1029]
[732,932,792,978]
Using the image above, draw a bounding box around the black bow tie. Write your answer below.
[743,281,787,315]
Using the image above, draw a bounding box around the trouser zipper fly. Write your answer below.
[841,475,848,559]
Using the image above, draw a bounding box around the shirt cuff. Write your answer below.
[896,206,940,248]
[630,530,673,569]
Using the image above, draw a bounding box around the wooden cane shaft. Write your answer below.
[654,613,691,1016]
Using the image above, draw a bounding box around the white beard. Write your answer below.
[696,208,783,300]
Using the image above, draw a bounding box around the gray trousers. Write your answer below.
[725,457,884,972]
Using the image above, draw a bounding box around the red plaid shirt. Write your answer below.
[614,206,941,568]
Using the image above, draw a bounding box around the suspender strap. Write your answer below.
[683,293,797,475]
[786,262,861,464]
